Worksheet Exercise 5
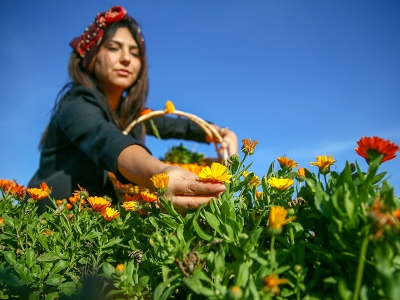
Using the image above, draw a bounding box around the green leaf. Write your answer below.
[235,262,249,286]
[3,251,16,265]
[51,260,69,274]
[44,292,59,300]
[204,211,222,235]
[84,230,102,240]
[193,219,212,241]
[37,231,51,252]
[25,248,36,269]
[2,214,14,227]
[159,198,179,218]
[101,262,115,279]
[37,253,60,262]
[153,273,180,300]
[245,227,263,251]
[58,281,77,297]
[29,291,41,300]
[45,274,62,285]
[103,236,123,248]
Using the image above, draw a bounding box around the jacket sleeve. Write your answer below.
[145,115,210,143]
[55,87,151,178]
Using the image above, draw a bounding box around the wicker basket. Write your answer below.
[109,104,227,203]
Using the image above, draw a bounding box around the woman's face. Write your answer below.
[94,27,141,97]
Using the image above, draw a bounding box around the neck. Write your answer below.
[103,89,123,112]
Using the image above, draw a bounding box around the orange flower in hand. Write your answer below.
[355,136,399,164]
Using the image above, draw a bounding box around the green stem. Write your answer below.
[352,228,370,300]
[270,235,276,271]
[234,153,248,182]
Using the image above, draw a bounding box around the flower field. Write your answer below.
[0,136,399,299]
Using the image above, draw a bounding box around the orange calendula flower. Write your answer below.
[150,171,169,194]
[121,201,139,212]
[264,274,289,295]
[355,136,399,164]
[256,191,264,199]
[267,177,294,191]
[297,167,306,177]
[241,138,258,155]
[310,155,336,173]
[198,162,232,184]
[140,108,152,116]
[141,191,158,203]
[0,217,4,227]
[124,193,141,202]
[277,157,298,169]
[87,196,111,211]
[165,100,175,113]
[26,182,52,201]
[42,229,53,235]
[101,207,120,222]
[268,206,296,230]
[394,210,400,220]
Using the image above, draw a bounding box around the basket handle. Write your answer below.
[122,109,228,161]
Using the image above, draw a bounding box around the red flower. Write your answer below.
[355,136,399,163]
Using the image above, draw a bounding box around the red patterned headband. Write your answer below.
[70,5,145,72]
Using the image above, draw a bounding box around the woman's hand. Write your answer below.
[218,128,239,158]
[207,125,239,158]
[162,166,226,214]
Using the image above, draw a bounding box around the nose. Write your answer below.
[120,48,131,66]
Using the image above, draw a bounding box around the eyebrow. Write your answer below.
[109,39,138,49]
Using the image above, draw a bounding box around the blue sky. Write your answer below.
[1,0,399,195]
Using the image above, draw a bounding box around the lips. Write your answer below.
[116,69,131,76]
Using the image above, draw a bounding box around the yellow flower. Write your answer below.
[242,171,261,187]
[268,206,296,229]
[121,201,139,212]
[0,217,4,228]
[241,138,258,155]
[267,177,294,191]
[165,100,175,113]
[198,162,232,184]
[141,191,158,203]
[150,171,169,194]
[277,157,298,169]
[264,274,289,295]
[87,196,111,211]
[42,229,53,235]
[101,207,120,222]
[115,263,125,275]
[310,155,336,173]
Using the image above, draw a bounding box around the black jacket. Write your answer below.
[28,86,208,209]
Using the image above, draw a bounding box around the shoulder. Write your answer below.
[59,85,109,112]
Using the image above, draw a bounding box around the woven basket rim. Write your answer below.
[122,109,227,160]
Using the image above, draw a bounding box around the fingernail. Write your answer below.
[215,185,226,192]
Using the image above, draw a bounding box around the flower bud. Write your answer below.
[40,219,47,225]
[229,286,243,299]
[294,264,302,274]
[115,264,125,276]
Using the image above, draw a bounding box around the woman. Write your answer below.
[28,5,238,213]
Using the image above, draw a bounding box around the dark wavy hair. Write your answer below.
[40,19,148,148]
